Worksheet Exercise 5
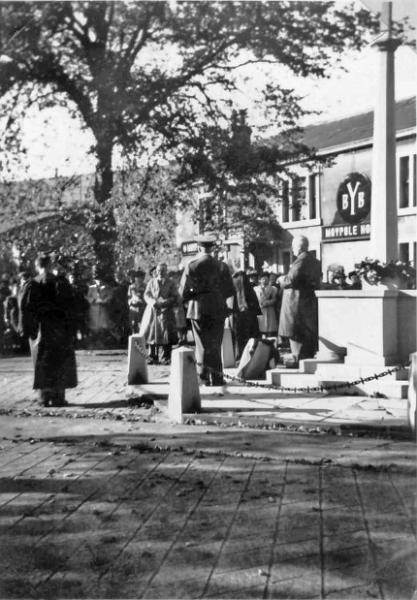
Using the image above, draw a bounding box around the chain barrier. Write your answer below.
[187,356,409,394]
[131,338,409,395]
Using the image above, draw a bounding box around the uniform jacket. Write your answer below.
[278,251,321,340]
[179,254,234,320]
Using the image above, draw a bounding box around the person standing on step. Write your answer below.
[278,235,321,368]
[179,234,234,386]
[21,253,77,406]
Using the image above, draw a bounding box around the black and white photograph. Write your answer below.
[0,0,416,598]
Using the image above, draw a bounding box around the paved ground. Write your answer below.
[0,352,416,599]
[0,351,410,435]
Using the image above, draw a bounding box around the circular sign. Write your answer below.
[336,172,371,225]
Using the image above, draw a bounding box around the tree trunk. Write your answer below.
[91,140,117,280]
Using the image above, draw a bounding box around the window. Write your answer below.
[399,153,416,209]
[399,242,416,267]
[308,174,318,219]
[399,156,409,208]
[291,175,305,221]
[399,242,409,263]
[281,180,289,223]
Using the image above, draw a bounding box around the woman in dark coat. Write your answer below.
[21,254,77,406]
[278,235,321,366]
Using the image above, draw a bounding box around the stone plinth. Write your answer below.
[316,289,416,366]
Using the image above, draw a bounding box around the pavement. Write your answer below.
[0,350,412,437]
[0,351,416,599]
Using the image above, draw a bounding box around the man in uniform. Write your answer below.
[179,234,234,386]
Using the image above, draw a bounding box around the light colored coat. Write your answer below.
[254,284,278,334]
[139,277,178,345]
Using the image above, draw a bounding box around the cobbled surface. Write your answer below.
[0,436,415,599]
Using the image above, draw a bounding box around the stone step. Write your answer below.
[267,371,322,388]
[266,368,409,399]
[299,358,343,374]
[315,364,409,382]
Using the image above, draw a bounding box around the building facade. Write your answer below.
[178,97,416,278]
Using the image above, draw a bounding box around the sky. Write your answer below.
[16,0,417,180]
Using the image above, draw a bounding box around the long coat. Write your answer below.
[139,277,178,345]
[21,273,77,390]
[278,251,321,344]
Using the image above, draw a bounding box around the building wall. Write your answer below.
[277,134,416,278]
[174,130,416,276]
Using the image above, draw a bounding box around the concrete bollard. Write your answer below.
[222,318,235,368]
[127,335,148,385]
[168,347,201,423]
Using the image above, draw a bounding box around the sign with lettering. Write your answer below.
[322,172,371,242]
[181,241,199,256]
[322,223,371,241]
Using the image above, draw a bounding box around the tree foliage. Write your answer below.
[0,167,179,277]
[0,1,387,272]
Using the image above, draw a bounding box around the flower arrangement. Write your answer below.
[354,258,416,289]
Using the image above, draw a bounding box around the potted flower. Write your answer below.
[354,258,416,289]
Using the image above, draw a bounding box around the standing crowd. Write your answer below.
[0,234,362,406]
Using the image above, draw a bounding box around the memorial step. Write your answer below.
[315,364,409,382]
[266,365,409,399]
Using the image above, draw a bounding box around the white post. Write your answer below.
[221,318,235,368]
[127,335,148,385]
[369,1,401,262]
[168,347,201,423]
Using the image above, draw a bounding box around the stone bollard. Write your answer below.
[127,335,148,385]
[222,318,235,368]
[168,347,201,423]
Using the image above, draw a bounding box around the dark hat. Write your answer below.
[196,232,217,246]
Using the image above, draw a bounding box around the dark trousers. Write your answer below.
[191,316,225,385]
